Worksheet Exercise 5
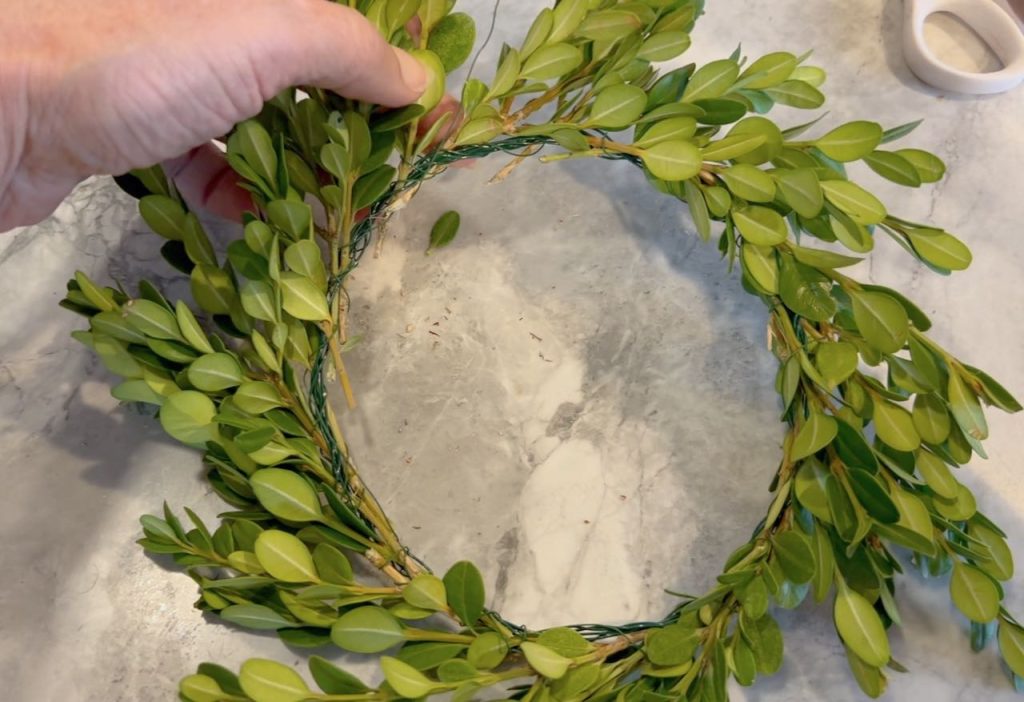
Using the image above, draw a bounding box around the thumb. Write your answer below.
[278,3,428,107]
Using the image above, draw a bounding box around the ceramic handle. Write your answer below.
[904,0,1024,94]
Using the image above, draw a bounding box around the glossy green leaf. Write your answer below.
[250,468,323,522]
[904,228,972,271]
[720,164,776,202]
[125,299,181,340]
[733,206,788,246]
[683,59,740,101]
[1000,622,1024,678]
[239,658,310,702]
[949,371,989,441]
[280,273,330,321]
[308,656,369,695]
[847,469,899,523]
[873,400,920,452]
[950,563,1000,622]
[520,43,583,81]
[188,353,244,392]
[915,450,958,499]
[220,604,294,631]
[835,584,890,667]
[284,240,327,291]
[864,151,921,187]
[331,607,405,653]
[467,632,509,670]
[381,657,439,699]
[815,121,883,162]
[443,560,485,625]
[895,148,946,183]
[850,290,908,353]
[521,642,571,679]
[772,530,816,584]
[913,393,952,444]
[973,523,1014,581]
[821,181,887,225]
[429,211,461,251]
[774,168,823,218]
[791,412,838,461]
[587,84,647,129]
[160,390,217,446]
[641,140,703,181]
[645,625,699,666]
[254,530,318,583]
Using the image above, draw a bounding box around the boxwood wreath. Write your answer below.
[58,0,1024,700]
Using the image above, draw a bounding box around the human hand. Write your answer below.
[0,0,427,231]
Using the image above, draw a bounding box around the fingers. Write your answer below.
[277,2,427,107]
[164,143,253,222]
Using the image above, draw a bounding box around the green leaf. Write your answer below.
[239,658,310,702]
[520,43,583,81]
[353,165,397,211]
[791,412,838,461]
[175,301,214,354]
[951,563,1000,622]
[645,626,699,666]
[1000,623,1024,679]
[700,133,767,161]
[745,612,784,674]
[308,656,369,694]
[160,390,217,446]
[280,273,330,321]
[521,642,571,679]
[815,121,883,162]
[240,280,278,322]
[850,290,908,353]
[638,31,691,62]
[455,634,504,672]
[284,240,327,292]
[847,469,899,523]
[331,606,405,653]
[254,530,318,583]
[949,371,989,441]
[641,141,703,181]
[191,264,237,315]
[180,674,226,702]
[267,200,312,240]
[895,148,946,183]
[234,121,278,188]
[765,80,825,109]
[188,353,244,392]
[428,211,461,251]
[740,244,778,294]
[586,84,647,129]
[864,151,922,187]
[772,530,816,584]
[913,393,951,444]
[537,627,592,658]
[519,8,552,59]
[915,450,958,499]
[719,164,775,202]
[125,299,182,340]
[683,59,740,102]
[873,400,921,452]
[821,181,887,225]
[774,168,823,218]
[235,381,285,414]
[880,119,923,144]
[381,657,439,699]
[816,342,859,388]
[733,206,789,246]
[427,12,476,72]
[964,365,1023,413]
[812,525,836,602]
[220,604,294,631]
[140,195,187,240]
[397,642,464,670]
[549,0,587,43]
[778,255,837,322]
[250,468,323,522]
[402,573,448,612]
[834,584,890,667]
[904,228,972,271]
[973,523,1014,581]
[844,646,888,698]
[728,116,784,164]
[576,9,642,41]
[443,560,486,625]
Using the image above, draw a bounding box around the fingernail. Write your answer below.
[393,48,428,96]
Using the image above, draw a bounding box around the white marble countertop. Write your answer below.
[2,2,1023,700]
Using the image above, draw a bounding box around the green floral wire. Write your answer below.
[308,135,674,640]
